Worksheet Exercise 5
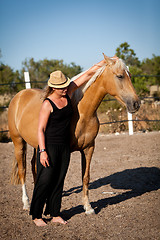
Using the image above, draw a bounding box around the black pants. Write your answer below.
[30,144,70,220]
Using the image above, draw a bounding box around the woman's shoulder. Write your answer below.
[43,98,56,112]
[41,98,53,109]
[44,97,52,103]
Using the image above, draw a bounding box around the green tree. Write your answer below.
[0,63,23,93]
[141,55,160,75]
[115,42,140,67]
[20,58,82,89]
[129,66,149,95]
[115,42,160,96]
[141,55,160,86]
[130,55,160,96]
[0,49,23,93]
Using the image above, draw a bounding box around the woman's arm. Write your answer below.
[38,100,52,167]
[67,59,106,97]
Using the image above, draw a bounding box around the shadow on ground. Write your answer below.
[63,167,160,218]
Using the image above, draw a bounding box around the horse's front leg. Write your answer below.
[81,143,95,214]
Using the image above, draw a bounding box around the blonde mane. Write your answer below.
[71,65,106,104]
[111,58,128,72]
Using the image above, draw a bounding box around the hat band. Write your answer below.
[49,78,68,86]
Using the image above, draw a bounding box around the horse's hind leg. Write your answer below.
[81,143,95,214]
[11,136,30,210]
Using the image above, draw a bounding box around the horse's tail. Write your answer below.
[10,157,21,185]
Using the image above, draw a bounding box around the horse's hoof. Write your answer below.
[23,203,30,210]
[85,208,95,215]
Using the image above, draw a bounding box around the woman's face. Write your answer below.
[53,86,68,96]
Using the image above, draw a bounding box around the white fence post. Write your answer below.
[128,112,133,135]
[24,72,31,89]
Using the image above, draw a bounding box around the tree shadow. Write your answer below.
[63,167,160,218]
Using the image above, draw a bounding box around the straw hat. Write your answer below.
[48,70,70,88]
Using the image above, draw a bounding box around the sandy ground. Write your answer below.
[0,131,160,240]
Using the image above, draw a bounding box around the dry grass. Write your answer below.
[98,99,160,133]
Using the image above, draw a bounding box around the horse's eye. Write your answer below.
[117,75,123,79]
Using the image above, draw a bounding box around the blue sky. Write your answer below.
[0,0,160,71]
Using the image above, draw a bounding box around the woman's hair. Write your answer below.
[41,86,54,100]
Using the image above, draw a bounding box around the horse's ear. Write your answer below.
[111,55,119,63]
[113,54,118,58]
[102,53,113,65]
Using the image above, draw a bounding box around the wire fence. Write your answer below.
[0,78,160,135]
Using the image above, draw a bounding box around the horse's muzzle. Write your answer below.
[127,98,141,113]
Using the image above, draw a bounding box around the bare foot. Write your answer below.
[52,216,68,225]
[33,218,47,227]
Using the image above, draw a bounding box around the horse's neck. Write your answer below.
[78,75,106,117]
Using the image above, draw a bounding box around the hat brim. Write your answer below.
[48,77,70,89]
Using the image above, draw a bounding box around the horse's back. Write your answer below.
[8,89,43,148]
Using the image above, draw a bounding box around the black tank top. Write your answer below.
[44,95,73,144]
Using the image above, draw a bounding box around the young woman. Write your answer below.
[30,59,105,226]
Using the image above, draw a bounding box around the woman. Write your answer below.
[30,59,105,226]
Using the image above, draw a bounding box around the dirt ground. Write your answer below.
[0,131,160,240]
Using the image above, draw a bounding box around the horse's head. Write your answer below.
[102,54,140,113]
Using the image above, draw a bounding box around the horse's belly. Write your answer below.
[19,119,39,148]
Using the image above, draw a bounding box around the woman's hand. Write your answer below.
[67,58,106,98]
[40,152,50,167]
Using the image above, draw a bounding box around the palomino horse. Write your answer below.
[8,54,140,214]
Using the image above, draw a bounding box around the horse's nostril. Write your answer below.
[134,100,140,110]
